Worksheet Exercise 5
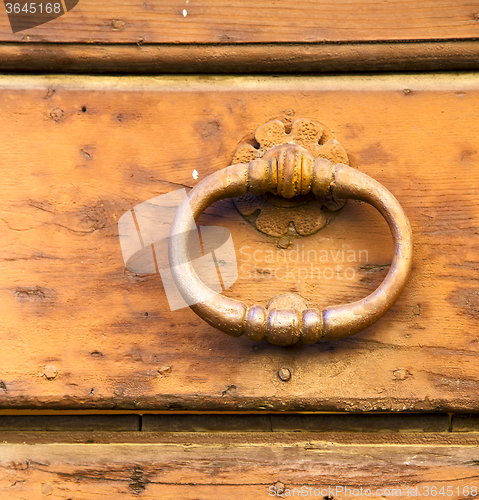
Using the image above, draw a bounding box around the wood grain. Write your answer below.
[451,414,479,432]
[1,432,478,499]
[1,0,479,43]
[0,414,140,431]
[142,413,449,432]
[1,74,479,411]
[3,41,479,75]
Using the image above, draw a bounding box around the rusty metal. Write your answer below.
[278,368,292,382]
[233,119,349,237]
[169,119,413,346]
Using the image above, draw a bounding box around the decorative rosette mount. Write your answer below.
[232,118,351,238]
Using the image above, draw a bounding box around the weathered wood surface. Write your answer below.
[0,414,140,431]
[141,413,450,433]
[4,41,479,75]
[452,413,479,432]
[1,0,479,43]
[1,432,479,499]
[1,74,479,411]
[0,412,455,432]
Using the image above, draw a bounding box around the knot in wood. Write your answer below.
[247,144,315,198]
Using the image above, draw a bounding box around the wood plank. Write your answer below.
[0,415,140,431]
[142,413,449,433]
[0,433,478,499]
[2,41,479,74]
[452,414,479,432]
[1,74,479,411]
[269,414,450,433]
[0,0,478,44]
[142,414,273,432]
[0,432,470,445]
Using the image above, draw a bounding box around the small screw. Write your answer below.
[277,236,291,249]
[273,482,285,494]
[278,367,291,382]
[158,365,172,377]
[43,365,58,380]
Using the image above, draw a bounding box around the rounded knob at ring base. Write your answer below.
[241,294,325,346]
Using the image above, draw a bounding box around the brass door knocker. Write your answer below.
[169,119,413,346]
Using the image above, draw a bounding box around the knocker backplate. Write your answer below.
[232,118,351,238]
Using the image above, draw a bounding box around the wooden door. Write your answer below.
[1,2,479,499]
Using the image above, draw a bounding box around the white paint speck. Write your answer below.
[183,9,187,16]
[192,169,199,179]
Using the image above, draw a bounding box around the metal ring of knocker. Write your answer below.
[169,144,413,346]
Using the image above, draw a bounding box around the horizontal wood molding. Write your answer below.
[0,0,478,44]
[1,432,479,499]
[12,412,479,433]
[1,1,479,74]
[0,413,452,433]
[1,41,479,74]
[451,413,479,432]
[142,413,450,433]
[0,414,141,431]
